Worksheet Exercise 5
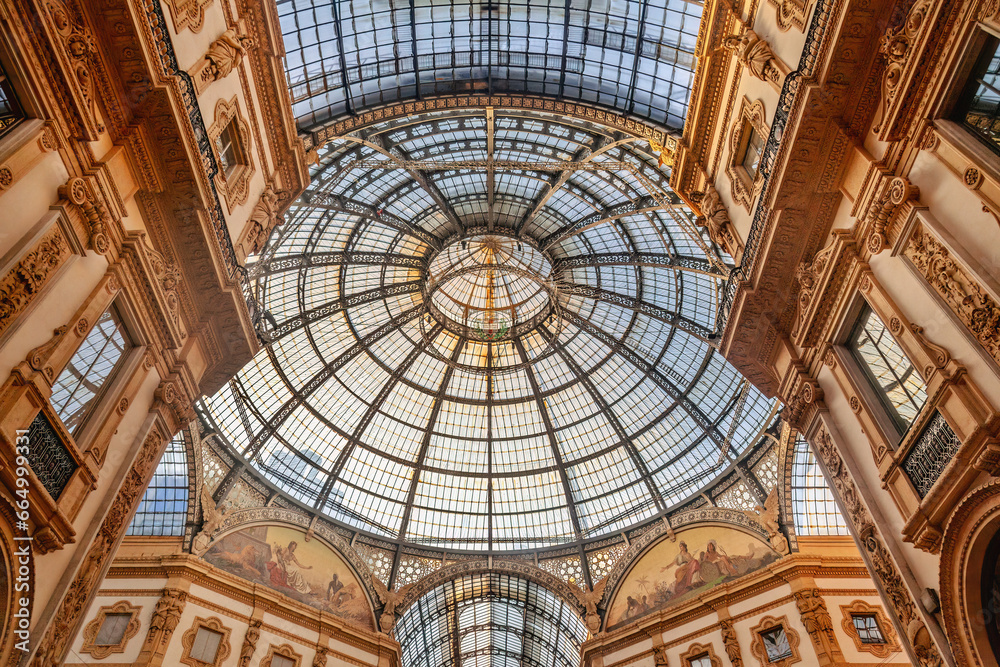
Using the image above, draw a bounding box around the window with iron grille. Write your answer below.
[847,304,927,435]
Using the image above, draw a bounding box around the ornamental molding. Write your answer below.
[748,614,802,667]
[43,0,104,138]
[180,616,233,667]
[903,224,1000,369]
[726,97,768,212]
[939,478,1000,667]
[766,0,815,31]
[32,426,169,667]
[724,30,789,90]
[80,600,141,659]
[862,175,920,256]
[164,0,215,34]
[191,29,254,94]
[0,225,72,340]
[209,97,255,213]
[790,231,856,348]
[808,424,947,666]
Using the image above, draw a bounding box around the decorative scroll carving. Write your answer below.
[0,227,70,338]
[741,487,789,555]
[724,31,788,88]
[766,0,813,32]
[691,182,744,262]
[792,243,835,340]
[811,427,946,666]
[904,226,1000,367]
[45,0,103,135]
[721,619,744,667]
[239,185,288,259]
[60,177,112,254]
[901,412,962,498]
[81,601,141,659]
[865,176,918,255]
[237,619,261,667]
[192,29,253,93]
[27,326,69,383]
[872,0,934,137]
[164,0,214,34]
[32,430,166,667]
[794,589,843,661]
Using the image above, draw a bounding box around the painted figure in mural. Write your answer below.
[701,540,740,577]
[278,541,313,594]
[663,541,703,594]
[327,573,352,607]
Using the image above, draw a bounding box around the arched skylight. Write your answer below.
[279,0,701,131]
[790,436,850,536]
[395,573,587,667]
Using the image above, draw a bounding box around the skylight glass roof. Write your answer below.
[279,0,700,131]
[395,573,587,667]
[203,108,776,552]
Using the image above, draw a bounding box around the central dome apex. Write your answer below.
[426,233,554,344]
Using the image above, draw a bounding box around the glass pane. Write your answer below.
[761,627,793,661]
[956,36,1000,154]
[95,613,132,645]
[852,614,885,644]
[127,434,189,536]
[271,656,296,667]
[848,305,927,433]
[689,656,714,667]
[50,306,131,434]
[741,127,764,177]
[191,627,223,662]
[790,436,850,536]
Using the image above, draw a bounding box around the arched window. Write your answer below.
[127,433,189,536]
[790,436,850,536]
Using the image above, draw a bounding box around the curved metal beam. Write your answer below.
[559,282,717,346]
[260,280,422,344]
[539,194,681,250]
[551,252,724,278]
[299,190,443,249]
[250,251,426,279]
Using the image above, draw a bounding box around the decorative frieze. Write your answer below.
[0,226,71,339]
[904,225,1000,368]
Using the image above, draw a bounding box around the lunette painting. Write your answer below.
[204,524,374,629]
[606,524,779,629]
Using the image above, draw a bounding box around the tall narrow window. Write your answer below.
[50,305,133,434]
[215,121,243,177]
[741,125,764,178]
[954,35,1000,155]
[847,305,927,434]
[190,627,223,663]
[0,60,25,138]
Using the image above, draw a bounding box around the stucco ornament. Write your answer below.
[192,483,229,554]
[206,29,254,81]
[742,487,789,555]
[724,29,783,85]
[370,574,413,633]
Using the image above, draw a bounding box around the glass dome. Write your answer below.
[202,107,775,552]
